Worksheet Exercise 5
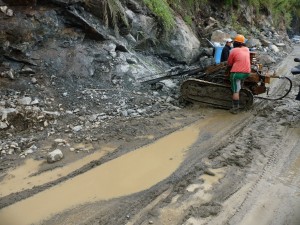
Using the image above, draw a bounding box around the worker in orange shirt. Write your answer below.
[227,34,251,114]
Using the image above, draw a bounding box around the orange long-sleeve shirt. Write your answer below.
[227,47,251,73]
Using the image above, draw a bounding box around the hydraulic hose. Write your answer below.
[254,76,293,101]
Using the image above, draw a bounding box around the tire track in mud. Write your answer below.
[230,129,300,225]
[195,48,300,225]
[154,109,281,225]
[211,113,286,225]
[223,70,300,225]
[143,48,299,225]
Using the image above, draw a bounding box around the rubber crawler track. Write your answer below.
[180,78,254,110]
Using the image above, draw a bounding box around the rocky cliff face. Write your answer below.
[0,0,295,159]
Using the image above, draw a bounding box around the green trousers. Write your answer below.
[230,72,250,93]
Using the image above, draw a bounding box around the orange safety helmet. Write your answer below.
[234,34,245,43]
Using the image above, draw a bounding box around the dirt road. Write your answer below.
[1,46,300,225]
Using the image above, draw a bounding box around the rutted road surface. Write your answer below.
[1,47,300,225]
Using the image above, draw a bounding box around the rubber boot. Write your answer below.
[229,100,239,114]
[296,86,300,101]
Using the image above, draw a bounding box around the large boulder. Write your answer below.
[211,30,232,44]
[269,44,279,53]
[246,38,262,48]
[154,17,201,64]
[126,9,156,43]
[257,53,276,65]
[127,3,201,64]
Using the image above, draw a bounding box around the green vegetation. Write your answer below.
[141,0,299,33]
[142,0,175,32]
[141,0,208,33]
[260,0,299,28]
[183,15,193,26]
[248,0,260,13]
[221,0,300,28]
[85,0,300,36]
[166,0,207,20]
[224,0,233,6]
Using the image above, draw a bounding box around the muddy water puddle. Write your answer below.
[0,119,203,225]
[0,111,242,225]
[0,146,116,198]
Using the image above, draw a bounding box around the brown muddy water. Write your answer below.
[0,118,202,225]
[0,146,115,198]
[0,111,243,225]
